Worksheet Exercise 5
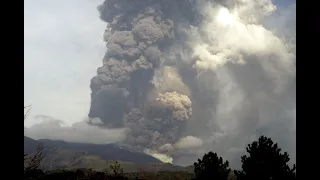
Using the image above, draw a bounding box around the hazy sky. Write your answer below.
[24,0,295,126]
[24,0,106,127]
[24,0,295,167]
[24,0,295,145]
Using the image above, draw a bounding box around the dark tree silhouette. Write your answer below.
[193,151,231,180]
[24,105,32,120]
[235,136,296,180]
[24,142,45,179]
[25,143,44,171]
[24,105,31,159]
[24,105,45,179]
[109,160,129,179]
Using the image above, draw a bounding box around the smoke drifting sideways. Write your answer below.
[88,0,296,167]
[25,115,127,144]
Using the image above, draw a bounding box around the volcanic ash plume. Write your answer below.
[155,92,192,122]
[124,91,192,155]
[88,0,296,166]
[88,0,201,156]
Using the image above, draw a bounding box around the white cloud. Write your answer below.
[192,2,295,83]
[24,115,127,144]
[24,0,105,127]
[174,136,204,149]
[182,0,296,167]
[24,0,296,167]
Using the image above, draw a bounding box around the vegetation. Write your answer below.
[24,105,44,171]
[234,136,296,180]
[24,107,296,180]
[25,143,44,171]
[193,152,230,180]
[24,135,295,180]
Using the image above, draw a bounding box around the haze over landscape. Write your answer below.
[24,0,296,169]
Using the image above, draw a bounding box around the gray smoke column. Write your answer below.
[89,0,296,166]
[88,0,200,159]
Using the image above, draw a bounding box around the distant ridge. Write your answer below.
[37,138,161,163]
[24,136,192,172]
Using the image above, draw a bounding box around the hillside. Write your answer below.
[37,138,161,164]
[24,136,192,172]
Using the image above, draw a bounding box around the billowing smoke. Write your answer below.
[88,0,295,167]
[175,136,203,149]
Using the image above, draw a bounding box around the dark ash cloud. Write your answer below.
[86,0,295,167]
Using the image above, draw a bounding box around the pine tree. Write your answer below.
[235,136,296,180]
[193,151,231,180]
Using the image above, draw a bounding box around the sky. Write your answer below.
[24,0,296,126]
[24,0,295,166]
[24,0,106,127]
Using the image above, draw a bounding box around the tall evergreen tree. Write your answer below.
[193,151,230,180]
[235,136,296,180]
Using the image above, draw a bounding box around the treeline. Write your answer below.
[25,160,129,180]
[193,135,296,180]
[25,105,295,180]
[24,135,296,180]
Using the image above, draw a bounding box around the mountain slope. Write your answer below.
[24,136,191,172]
[24,136,41,153]
[37,138,161,164]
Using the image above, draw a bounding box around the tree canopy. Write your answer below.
[193,151,231,180]
[235,136,296,180]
